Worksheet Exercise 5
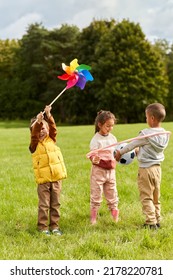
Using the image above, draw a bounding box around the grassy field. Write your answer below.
[0,121,173,260]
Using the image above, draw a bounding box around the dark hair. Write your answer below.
[94,110,117,133]
[145,103,166,122]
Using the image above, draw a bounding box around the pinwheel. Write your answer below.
[49,58,93,107]
[31,58,93,127]
[57,58,94,89]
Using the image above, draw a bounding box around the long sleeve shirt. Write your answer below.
[90,132,117,169]
[119,127,169,168]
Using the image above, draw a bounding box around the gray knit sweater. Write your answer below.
[119,127,169,168]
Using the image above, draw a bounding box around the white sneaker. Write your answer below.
[52,229,63,236]
[39,230,51,236]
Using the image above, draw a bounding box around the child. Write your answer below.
[89,110,119,225]
[115,103,170,229]
[29,105,67,236]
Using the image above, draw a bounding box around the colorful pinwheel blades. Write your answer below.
[57,58,94,89]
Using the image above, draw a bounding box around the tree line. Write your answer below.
[0,19,173,124]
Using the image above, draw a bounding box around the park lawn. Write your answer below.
[0,122,173,260]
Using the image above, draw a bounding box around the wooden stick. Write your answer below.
[30,87,67,128]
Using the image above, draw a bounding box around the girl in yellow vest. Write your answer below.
[29,105,67,236]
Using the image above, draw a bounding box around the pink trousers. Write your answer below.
[90,165,118,210]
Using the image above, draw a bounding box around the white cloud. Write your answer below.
[0,0,173,42]
[66,9,95,28]
[0,12,43,40]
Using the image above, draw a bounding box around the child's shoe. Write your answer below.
[143,224,158,230]
[90,208,98,225]
[39,230,51,236]
[111,209,119,222]
[51,229,63,236]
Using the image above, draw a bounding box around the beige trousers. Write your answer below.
[137,165,161,225]
[90,165,118,210]
[37,181,61,231]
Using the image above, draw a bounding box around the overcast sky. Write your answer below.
[0,0,173,42]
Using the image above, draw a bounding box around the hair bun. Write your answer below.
[97,110,104,115]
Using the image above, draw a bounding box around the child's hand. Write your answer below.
[44,105,52,118]
[115,150,121,162]
[37,112,44,124]
[92,155,100,165]
[135,147,139,156]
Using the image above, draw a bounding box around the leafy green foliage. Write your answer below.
[92,20,168,123]
[0,20,172,123]
[167,45,173,120]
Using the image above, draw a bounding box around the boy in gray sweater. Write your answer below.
[115,103,170,229]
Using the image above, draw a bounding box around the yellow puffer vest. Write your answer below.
[32,136,67,184]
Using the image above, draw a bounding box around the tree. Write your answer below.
[12,23,80,120]
[68,19,116,124]
[0,39,19,119]
[0,20,171,123]
[94,19,169,123]
[45,24,80,123]
[167,44,173,120]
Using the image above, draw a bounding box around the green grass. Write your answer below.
[0,122,173,260]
